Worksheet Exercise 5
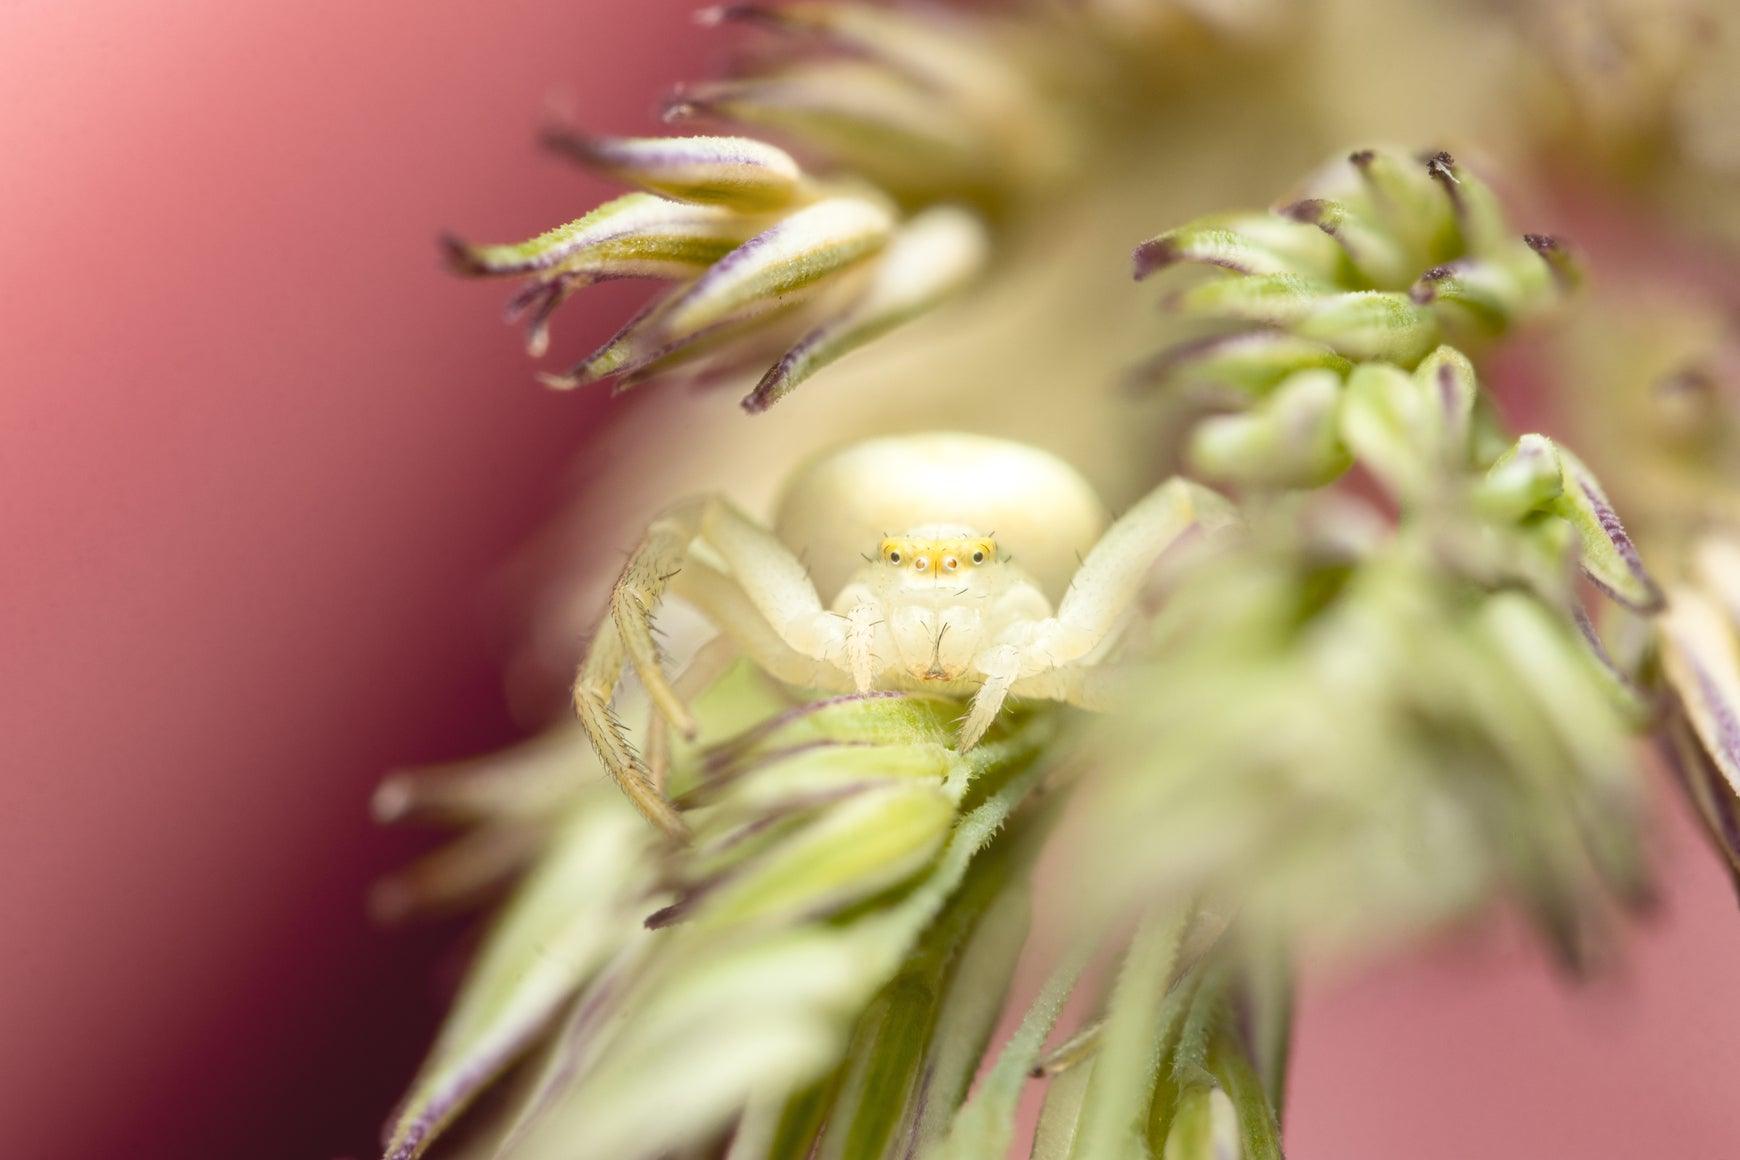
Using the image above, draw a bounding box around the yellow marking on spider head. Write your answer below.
[879,536,998,575]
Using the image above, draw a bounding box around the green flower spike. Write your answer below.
[1064,150,1659,973]
[1136,148,1656,630]
[1134,147,1578,384]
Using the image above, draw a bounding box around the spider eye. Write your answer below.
[943,556,959,571]
[887,551,901,565]
[971,550,985,564]
[914,556,929,572]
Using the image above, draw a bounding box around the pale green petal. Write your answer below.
[683,740,954,815]
[674,783,956,931]
[1337,361,1436,503]
[379,787,656,1160]
[1342,147,1456,262]
[1413,344,1478,466]
[1291,290,1437,364]
[1422,150,1511,260]
[1069,913,1187,1159]
[510,929,890,1160]
[542,131,807,209]
[1545,443,1664,611]
[371,726,588,826]
[1031,1058,1097,1160]
[1174,273,1326,327]
[1282,195,1417,288]
[444,193,752,278]
[702,2,1037,118]
[669,63,994,194]
[1660,589,1740,802]
[1161,1086,1240,1160]
[1474,433,1565,520]
[366,822,545,924]
[1129,331,1352,395]
[1135,216,1345,281]
[900,860,1034,1152]
[927,951,1089,1160]
[1139,148,1575,398]
[1205,1020,1282,1160]
[811,823,1034,1160]
[744,206,990,411]
[1189,368,1348,488]
[654,196,895,342]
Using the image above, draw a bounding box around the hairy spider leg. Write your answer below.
[576,494,872,835]
[960,479,1228,747]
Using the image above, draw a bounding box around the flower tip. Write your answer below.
[372,776,416,823]
[1410,266,1454,304]
[1348,147,1376,168]
[661,90,704,123]
[537,123,599,164]
[1524,232,1582,289]
[1422,149,1459,179]
[438,233,485,276]
[644,902,683,929]
[1632,576,1668,616]
[1279,198,1329,226]
[1621,870,1661,915]
[1132,237,1179,281]
[536,370,586,391]
[367,879,416,925]
[695,3,758,26]
[741,351,802,413]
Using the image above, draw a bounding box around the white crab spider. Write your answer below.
[574,432,1230,836]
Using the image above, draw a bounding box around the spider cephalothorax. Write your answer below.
[574,432,1231,835]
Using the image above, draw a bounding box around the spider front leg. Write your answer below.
[576,495,873,836]
[696,500,882,688]
[574,614,689,839]
[672,557,849,691]
[829,581,885,692]
[961,478,1232,748]
[608,500,712,737]
[961,646,1025,750]
[958,652,1129,749]
[573,497,711,839]
[642,633,740,797]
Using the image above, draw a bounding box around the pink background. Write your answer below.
[1,3,1735,1158]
